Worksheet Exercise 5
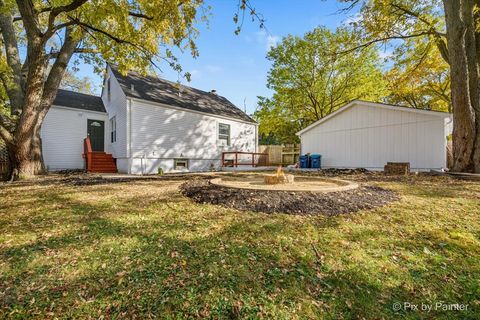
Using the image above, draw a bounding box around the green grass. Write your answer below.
[0,175,479,319]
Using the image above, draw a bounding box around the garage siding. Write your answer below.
[300,104,449,170]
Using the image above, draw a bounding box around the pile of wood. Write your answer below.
[264,174,295,184]
[384,162,410,175]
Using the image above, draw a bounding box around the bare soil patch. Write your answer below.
[180,179,400,215]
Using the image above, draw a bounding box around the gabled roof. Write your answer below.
[297,100,452,136]
[53,89,106,113]
[109,66,256,123]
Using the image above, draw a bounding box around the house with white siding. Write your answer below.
[297,100,452,171]
[41,65,258,174]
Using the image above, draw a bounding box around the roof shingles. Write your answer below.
[53,89,106,113]
[110,66,255,123]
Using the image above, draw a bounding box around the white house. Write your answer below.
[297,100,452,171]
[41,65,258,174]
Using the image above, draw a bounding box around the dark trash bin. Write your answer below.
[300,155,309,168]
[310,154,322,169]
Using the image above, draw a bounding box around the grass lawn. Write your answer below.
[0,174,479,319]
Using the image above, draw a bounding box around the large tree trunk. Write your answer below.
[4,25,80,180]
[443,0,480,172]
[10,39,47,179]
[9,127,45,179]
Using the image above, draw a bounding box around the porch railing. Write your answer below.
[221,151,269,167]
[83,136,93,171]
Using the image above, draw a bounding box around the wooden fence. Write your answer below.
[258,145,282,164]
[258,144,300,166]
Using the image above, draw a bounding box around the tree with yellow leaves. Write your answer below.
[0,0,262,179]
[385,37,450,112]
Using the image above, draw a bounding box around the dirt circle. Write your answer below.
[210,175,358,192]
[181,178,400,216]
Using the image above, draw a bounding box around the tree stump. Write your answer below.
[384,162,410,175]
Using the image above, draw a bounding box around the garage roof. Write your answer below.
[296,100,452,136]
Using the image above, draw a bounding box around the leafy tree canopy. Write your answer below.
[255,26,387,143]
[0,0,264,178]
[60,68,96,95]
[384,35,450,112]
[340,0,450,112]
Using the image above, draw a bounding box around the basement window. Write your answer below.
[218,123,230,146]
[110,116,116,143]
[174,159,189,170]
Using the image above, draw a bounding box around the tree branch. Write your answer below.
[0,114,14,144]
[47,47,98,59]
[15,0,42,40]
[337,31,437,55]
[390,2,449,63]
[70,16,156,63]
[70,17,137,45]
[0,9,24,115]
[391,3,445,36]
[128,11,153,20]
[44,0,88,39]
[40,27,82,114]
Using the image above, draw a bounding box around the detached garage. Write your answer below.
[297,100,452,171]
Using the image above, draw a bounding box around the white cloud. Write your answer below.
[244,35,253,43]
[189,69,201,79]
[255,30,280,51]
[205,65,222,74]
[266,35,280,50]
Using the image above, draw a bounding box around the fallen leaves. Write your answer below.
[0,174,479,318]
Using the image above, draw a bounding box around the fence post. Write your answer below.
[235,152,238,167]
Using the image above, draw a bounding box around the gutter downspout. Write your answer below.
[255,124,258,153]
[127,98,132,174]
[445,115,453,169]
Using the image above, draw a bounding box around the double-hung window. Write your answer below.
[218,123,230,146]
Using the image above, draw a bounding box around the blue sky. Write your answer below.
[78,0,356,115]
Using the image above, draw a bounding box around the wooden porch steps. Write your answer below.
[88,152,117,173]
[84,137,117,173]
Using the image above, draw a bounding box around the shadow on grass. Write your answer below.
[0,178,479,319]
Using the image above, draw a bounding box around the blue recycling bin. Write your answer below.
[310,154,322,169]
[300,155,309,168]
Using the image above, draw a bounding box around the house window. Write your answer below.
[107,78,111,101]
[218,123,230,146]
[110,116,116,143]
[174,159,189,170]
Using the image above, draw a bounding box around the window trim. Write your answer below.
[218,123,231,146]
[174,158,189,170]
[107,77,111,102]
[110,116,116,143]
